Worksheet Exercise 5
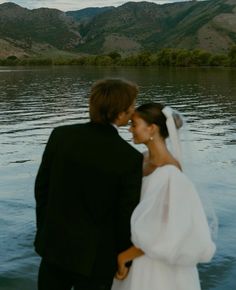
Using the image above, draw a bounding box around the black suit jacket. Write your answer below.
[34,122,143,279]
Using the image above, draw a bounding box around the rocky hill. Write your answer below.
[0,0,236,58]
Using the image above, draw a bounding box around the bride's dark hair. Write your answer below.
[136,103,183,139]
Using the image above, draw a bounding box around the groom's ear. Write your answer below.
[117,111,125,120]
[114,111,126,125]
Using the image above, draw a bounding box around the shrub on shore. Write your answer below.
[0,47,236,67]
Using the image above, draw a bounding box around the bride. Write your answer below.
[112,103,216,290]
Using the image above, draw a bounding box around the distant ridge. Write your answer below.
[66,7,115,24]
[0,0,236,57]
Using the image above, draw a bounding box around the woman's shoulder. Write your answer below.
[142,165,178,187]
[151,164,182,177]
[151,165,193,191]
[161,164,190,183]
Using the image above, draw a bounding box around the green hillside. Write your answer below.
[0,0,235,57]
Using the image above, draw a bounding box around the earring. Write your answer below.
[150,136,154,141]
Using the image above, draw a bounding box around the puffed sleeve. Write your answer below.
[131,166,216,266]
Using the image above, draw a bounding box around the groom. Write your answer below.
[34,78,143,290]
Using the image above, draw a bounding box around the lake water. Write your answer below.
[0,66,235,290]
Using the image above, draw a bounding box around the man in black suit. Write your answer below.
[34,78,143,290]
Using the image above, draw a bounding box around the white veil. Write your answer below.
[162,106,218,242]
[162,106,182,167]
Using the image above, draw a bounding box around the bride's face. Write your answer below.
[129,113,152,144]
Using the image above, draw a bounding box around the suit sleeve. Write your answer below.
[116,153,143,252]
[34,129,57,230]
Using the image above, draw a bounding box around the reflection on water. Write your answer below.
[0,66,236,290]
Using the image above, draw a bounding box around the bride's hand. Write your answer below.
[115,252,130,280]
[115,264,129,280]
[115,246,143,280]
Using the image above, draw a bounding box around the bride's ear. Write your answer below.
[149,123,159,136]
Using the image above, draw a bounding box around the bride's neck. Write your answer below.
[146,139,170,166]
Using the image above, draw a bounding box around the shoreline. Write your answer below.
[1,48,236,67]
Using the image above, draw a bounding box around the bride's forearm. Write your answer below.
[118,246,144,264]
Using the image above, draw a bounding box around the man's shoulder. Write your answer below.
[53,123,88,134]
[46,123,89,144]
[116,135,143,159]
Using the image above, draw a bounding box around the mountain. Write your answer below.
[0,0,236,58]
[0,2,81,57]
[66,7,115,24]
[76,0,236,54]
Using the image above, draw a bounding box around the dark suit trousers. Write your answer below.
[38,259,114,290]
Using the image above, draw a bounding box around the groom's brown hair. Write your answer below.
[89,78,138,124]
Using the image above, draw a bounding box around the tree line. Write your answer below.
[1,47,236,67]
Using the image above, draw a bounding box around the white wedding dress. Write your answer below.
[112,165,216,290]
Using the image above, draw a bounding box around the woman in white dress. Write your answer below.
[112,103,216,290]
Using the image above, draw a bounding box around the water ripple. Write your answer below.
[0,66,236,290]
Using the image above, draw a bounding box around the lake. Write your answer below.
[0,66,235,290]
